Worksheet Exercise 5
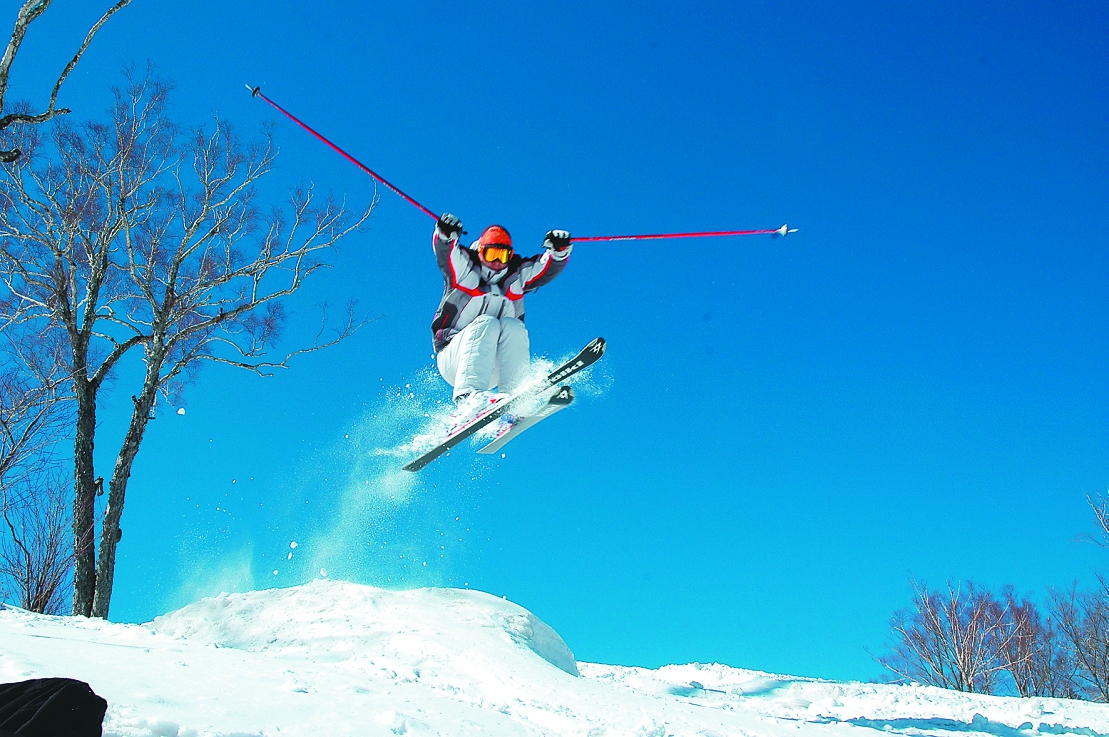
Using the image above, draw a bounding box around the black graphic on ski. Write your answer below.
[477,386,574,455]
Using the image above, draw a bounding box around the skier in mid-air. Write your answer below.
[431,213,571,418]
[243,88,781,470]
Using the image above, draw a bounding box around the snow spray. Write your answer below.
[283,370,448,586]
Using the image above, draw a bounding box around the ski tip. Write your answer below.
[402,455,432,472]
[774,224,798,237]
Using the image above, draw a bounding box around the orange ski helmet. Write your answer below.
[478,225,512,248]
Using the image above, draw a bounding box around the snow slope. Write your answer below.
[1,579,1107,737]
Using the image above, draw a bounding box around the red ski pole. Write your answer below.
[247,85,439,221]
[247,86,796,241]
[570,225,797,243]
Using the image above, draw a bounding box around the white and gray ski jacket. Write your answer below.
[431,229,570,352]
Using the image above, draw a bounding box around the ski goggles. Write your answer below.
[480,244,513,264]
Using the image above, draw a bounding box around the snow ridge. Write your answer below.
[3,581,1109,737]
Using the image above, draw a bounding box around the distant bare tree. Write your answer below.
[0,67,373,618]
[0,0,132,161]
[0,325,71,612]
[1051,584,1109,701]
[878,579,1018,694]
[878,495,1109,702]
[997,586,1075,698]
[1,472,72,614]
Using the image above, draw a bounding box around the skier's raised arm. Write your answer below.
[517,229,572,293]
[433,212,464,271]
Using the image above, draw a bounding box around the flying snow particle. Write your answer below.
[176,408,185,415]
[290,541,298,549]
[272,570,279,576]
[319,568,328,578]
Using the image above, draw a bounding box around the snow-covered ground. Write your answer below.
[2,580,1107,737]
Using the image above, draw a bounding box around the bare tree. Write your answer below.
[878,579,1020,694]
[0,0,132,161]
[1,471,72,614]
[0,67,373,618]
[0,321,71,612]
[996,586,1075,698]
[0,0,130,617]
[1051,584,1109,701]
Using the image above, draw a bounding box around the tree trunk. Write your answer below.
[90,367,157,619]
[70,378,97,617]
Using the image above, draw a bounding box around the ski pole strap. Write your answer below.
[570,225,796,242]
[247,85,438,221]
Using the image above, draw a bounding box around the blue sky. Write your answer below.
[8,1,1108,681]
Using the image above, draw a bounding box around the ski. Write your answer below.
[477,386,574,455]
[403,337,605,472]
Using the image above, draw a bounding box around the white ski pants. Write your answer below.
[436,315,530,401]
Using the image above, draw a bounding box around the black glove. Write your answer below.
[437,213,463,240]
[544,229,571,252]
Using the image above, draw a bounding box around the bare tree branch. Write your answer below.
[0,2,52,113]
[1079,492,1109,548]
[0,1,133,161]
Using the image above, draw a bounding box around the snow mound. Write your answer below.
[148,579,579,677]
[6,584,1109,736]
